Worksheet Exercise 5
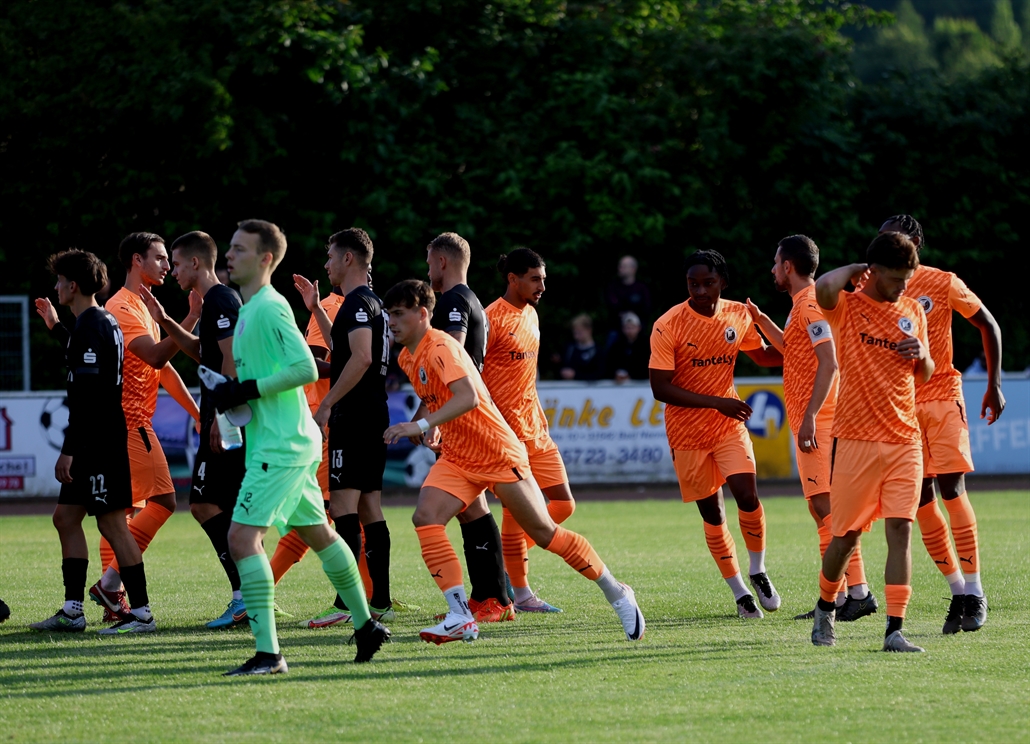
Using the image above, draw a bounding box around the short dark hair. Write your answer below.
[497,247,545,278]
[684,249,729,283]
[777,235,819,277]
[867,232,920,271]
[118,232,164,270]
[882,214,924,249]
[383,279,436,313]
[328,228,374,267]
[170,231,218,267]
[237,219,287,267]
[428,232,471,264]
[47,249,108,295]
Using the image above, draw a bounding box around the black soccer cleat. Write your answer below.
[836,591,878,622]
[0,599,10,624]
[223,652,288,677]
[351,618,391,663]
[942,595,964,635]
[961,594,988,632]
[793,606,816,620]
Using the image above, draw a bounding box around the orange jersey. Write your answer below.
[782,285,838,432]
[907,265,982,403]
[482,298,547,441]
[823,290,929,444]
[399,328,524,472]
[105,287,160,429]
[649,299,764,451]
[303,293,345,412]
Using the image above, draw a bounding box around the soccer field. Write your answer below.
[2,493,1028,742]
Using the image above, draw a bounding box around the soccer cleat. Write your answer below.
[961,594,987,632]
[942,595,964,635]
[300,607,351,629]
[836,591,879,622]
[89,581,132,622]
[736,594,764,619]
[472,597,516,623]
[29,609,86,633]
[811,605,836,646]
[351,619,391,662]
[389,598,420,613]
[370,605,396,622]
[611,583,645,641]
[793,607,816,620]
[514,593,563,613]
[748,572,781,611]
[419,613,479,645]
[272,602,293,619]
[883,629,924,652]
[0,599,10,623]
[98,614,156,635]
[206,598,247,629]
[224,653,288,676]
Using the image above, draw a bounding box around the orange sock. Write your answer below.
[703,522,740,579]
[884,584,912,618]
[818,514,833,558]
[844,542,867,587]
[99,510,132,571]
[107,501,173,573]
[270,529,310,585]
[819,570,844,603]
[543,526,603,580]
[416,524,465,591]
[525,499,576,550]
[500,507,530,588]
[944,492,979,574]
[358,523,373,600]
[917,500,960,576]
[738,503,766,553]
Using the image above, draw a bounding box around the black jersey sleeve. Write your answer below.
[340,292,376,335]
[433,290,471,335]
[50,321,70,349]
[208,286,241,341]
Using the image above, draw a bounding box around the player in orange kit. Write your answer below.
[811,231,933,653]
[879,215,1005,633]
[649,250,784,619]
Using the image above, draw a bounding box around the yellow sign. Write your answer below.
[736,381,793,479]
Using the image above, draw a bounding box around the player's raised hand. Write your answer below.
[188,288,204,319]
[34,297,58,330]
[744,298,762,321]
[139,285,170,324]
[849,263,870,289]
[714,397,752,422]
[293,274,320,313]
[982,384,1006,425]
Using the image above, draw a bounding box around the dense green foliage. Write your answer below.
[1,1,1026,389]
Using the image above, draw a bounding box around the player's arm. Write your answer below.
[742,343,783,367]
[35,297,70,347]
[744,299,784,352]
[160,364,200,424]
[897,325,934,384]
[314,327,373,429]
[139,285,202,362]
[797,340,838,453]
[293,275,333,350]
[649,369,752,422]
[966,305,1005,423]
[815,263,869,310]
[309,345,331,379]
[127,294,202,369]
[384,376,478,443]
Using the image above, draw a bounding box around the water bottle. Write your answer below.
[198,366,245,450]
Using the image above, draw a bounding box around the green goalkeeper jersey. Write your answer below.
[233,284,320,468]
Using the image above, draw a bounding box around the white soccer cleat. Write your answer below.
[811,605,836,646]
[748,572,781,612]
[736,594,764,619]
[883,629,924,653]
[611,583,645,641]
[419,612,479,645]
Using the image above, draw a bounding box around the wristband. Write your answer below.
[416,418,431,434]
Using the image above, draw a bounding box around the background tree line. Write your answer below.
[2,0,1026,389]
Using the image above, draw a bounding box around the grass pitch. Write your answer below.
[1,492,1028,742]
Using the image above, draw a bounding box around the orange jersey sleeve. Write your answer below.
[105,287,160,429]
[303,294,345,411]
[481,299,547,440]
[782,285,837,432]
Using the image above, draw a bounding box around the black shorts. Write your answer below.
[327,409,388,493]
[190,431,246,511]
[58,446,132,517]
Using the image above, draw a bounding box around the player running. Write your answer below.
[383,279,645,644]
[211,219,389,676]
[745,236,875,621]
[138,231,247,629]
[31,250,155,634]
[811,232,933,653]
[649,250,784,619]
[483,248,573,614]
[879,215,1004,633]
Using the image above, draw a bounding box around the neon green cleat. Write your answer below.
[300,607,351,629]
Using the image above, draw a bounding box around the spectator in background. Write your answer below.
[606,312,649,383]
[605,255,652,332]
[561,313,604,380]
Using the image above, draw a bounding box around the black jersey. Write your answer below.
[198,283,242,426]
[328,284,388,417]
[431,284,489,371]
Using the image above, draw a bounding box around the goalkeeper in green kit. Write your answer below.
[211,219,390,676]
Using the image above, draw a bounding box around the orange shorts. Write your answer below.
[423,455,530,507]
[918,399,974,478]
[794,426,833,499]
[524,434,568,490]
[127,426,174,506]
[829,438,921,536]
[672,426,756,503]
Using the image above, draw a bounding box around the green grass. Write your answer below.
[2,492,1028,742]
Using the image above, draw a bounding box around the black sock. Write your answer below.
[332,514,362,611]
[119,562,149,611]
[363,520,391,609]
[817,598,836,612]
[461,513,506,603]
[886,615,903,636]
[200,511,241,592]
[62,558,88,605]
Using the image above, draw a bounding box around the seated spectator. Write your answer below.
[605,312,649,383]
[605,255,652,332]
[560,313,604,380]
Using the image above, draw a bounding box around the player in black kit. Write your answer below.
[31,250,156,634]
[139,231,247,628]
[425,232,513,622]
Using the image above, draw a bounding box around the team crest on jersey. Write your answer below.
[917,295,933,314]
[83,349,96,364]
[217,315,230,329]
[419,366,427,385]
[898,317,915,335]
[724,326,737,343]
